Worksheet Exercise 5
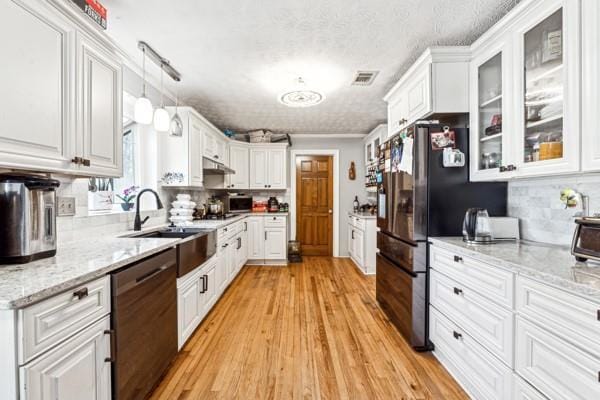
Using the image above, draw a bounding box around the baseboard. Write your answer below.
[246,259,288,266]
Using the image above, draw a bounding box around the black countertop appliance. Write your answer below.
[376,121,507,351]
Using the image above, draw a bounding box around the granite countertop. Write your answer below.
[190,212,288,229]
[0,236,180,309]
[430,237,600,301]
[348,211,377,219]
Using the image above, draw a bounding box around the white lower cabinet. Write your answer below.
[176,256,219,349]
[347,215,376,274]
[429,307,513,400]
[247,215,288,264]
[20,315,111,400]
[430,242,600,400]
[513,375,548,400]
[515,316,600,400]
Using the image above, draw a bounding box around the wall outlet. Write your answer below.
[57,196,76,216]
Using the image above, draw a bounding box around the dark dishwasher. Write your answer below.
[110,247,177,400]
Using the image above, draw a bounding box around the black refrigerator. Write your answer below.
[375,122,507,351]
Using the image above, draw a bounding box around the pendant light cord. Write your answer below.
[141,48,146,97]
[160,63,164,108]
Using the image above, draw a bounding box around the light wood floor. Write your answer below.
[150,257,468,400]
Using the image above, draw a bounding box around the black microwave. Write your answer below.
[225,194,253,213]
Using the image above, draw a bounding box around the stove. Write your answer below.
[203,213,238,220]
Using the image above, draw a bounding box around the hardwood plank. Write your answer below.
[150,257,468,400]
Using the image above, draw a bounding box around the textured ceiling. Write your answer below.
[103,0,519,135]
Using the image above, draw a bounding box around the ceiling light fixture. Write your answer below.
[153,64,170,132]
[279,77,324,108]
[134,47,154,124]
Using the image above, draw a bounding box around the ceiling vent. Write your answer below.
[351,71,379,86]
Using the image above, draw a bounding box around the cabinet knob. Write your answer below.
[453,287,463,295]
[452,331,462,340]
[82,158,91,167]
[231,184,235,188]
[453,255,463,263]
[71,157,83,165]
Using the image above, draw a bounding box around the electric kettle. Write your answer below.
[462,208,494,244]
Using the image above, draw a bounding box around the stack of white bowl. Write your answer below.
[169,194,196,226]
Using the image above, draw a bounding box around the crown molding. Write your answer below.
[289,133,367,139]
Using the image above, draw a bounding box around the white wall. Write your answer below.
[288,136,367,257]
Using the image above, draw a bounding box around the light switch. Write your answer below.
[57,196,76,216]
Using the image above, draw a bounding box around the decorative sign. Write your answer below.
[72,0,107,29]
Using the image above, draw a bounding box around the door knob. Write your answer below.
[328,209,333,214]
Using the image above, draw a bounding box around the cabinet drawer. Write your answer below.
[430,244,514,308]
[429,307,512,400]
[19,276,110,365]
[264,215,286,227]
[430,270,514,366]
[516,276,600,356]
[513,375,547,400]
[515,316,600,400]
[352,217,366,231]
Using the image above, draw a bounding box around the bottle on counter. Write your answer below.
[353,196,360,213]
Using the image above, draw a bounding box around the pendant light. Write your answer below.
[153,64,170,132]
[134,47,154,124]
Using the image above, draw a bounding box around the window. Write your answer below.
[113,126,137,203]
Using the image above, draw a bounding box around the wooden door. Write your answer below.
[296,155,333,256]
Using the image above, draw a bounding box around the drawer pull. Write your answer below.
[597,310,600,321]
[104,329,116,363]
[73,288,89,300]
[453,255,463,263]
[453,287,463,295]
[453,331,462,340]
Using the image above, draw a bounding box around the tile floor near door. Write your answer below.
[150,257,467,400]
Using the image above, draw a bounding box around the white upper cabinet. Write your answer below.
[469,0,581,180]
[159,107,206,187]
[77,33,123,177]
[227,144,249,189]
[249,145,287,189]
[203,129,227,163]
[384,47,470,138]
[512,0,580,177]
[267,148,287,189]
[582,0,600,171]
[0,0,123,177]
[470,37,514,181]
[0,0,76,173]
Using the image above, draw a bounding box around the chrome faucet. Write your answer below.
[133,189,164,231]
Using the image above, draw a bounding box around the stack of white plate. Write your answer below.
[170,194,196,226]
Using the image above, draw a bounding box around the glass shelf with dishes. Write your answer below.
[523,9,564,164]
[477,52,504,171]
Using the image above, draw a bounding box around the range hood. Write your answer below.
[202,157,235,175]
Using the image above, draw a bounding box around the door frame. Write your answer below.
[290,149,340,257]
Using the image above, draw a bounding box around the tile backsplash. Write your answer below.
[508,174,600,246]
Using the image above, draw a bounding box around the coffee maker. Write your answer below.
[0,174,60,264]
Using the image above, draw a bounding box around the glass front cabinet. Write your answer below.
[470,0,580,180]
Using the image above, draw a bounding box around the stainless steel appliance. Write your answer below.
[202,157,235,175]
[110,248,178,400]
[572,217,600,262]
[462,208,494,244]
[0,174,60,264]
[376,122,507,351]
[225,194,253,214]
[206,196,224,217]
